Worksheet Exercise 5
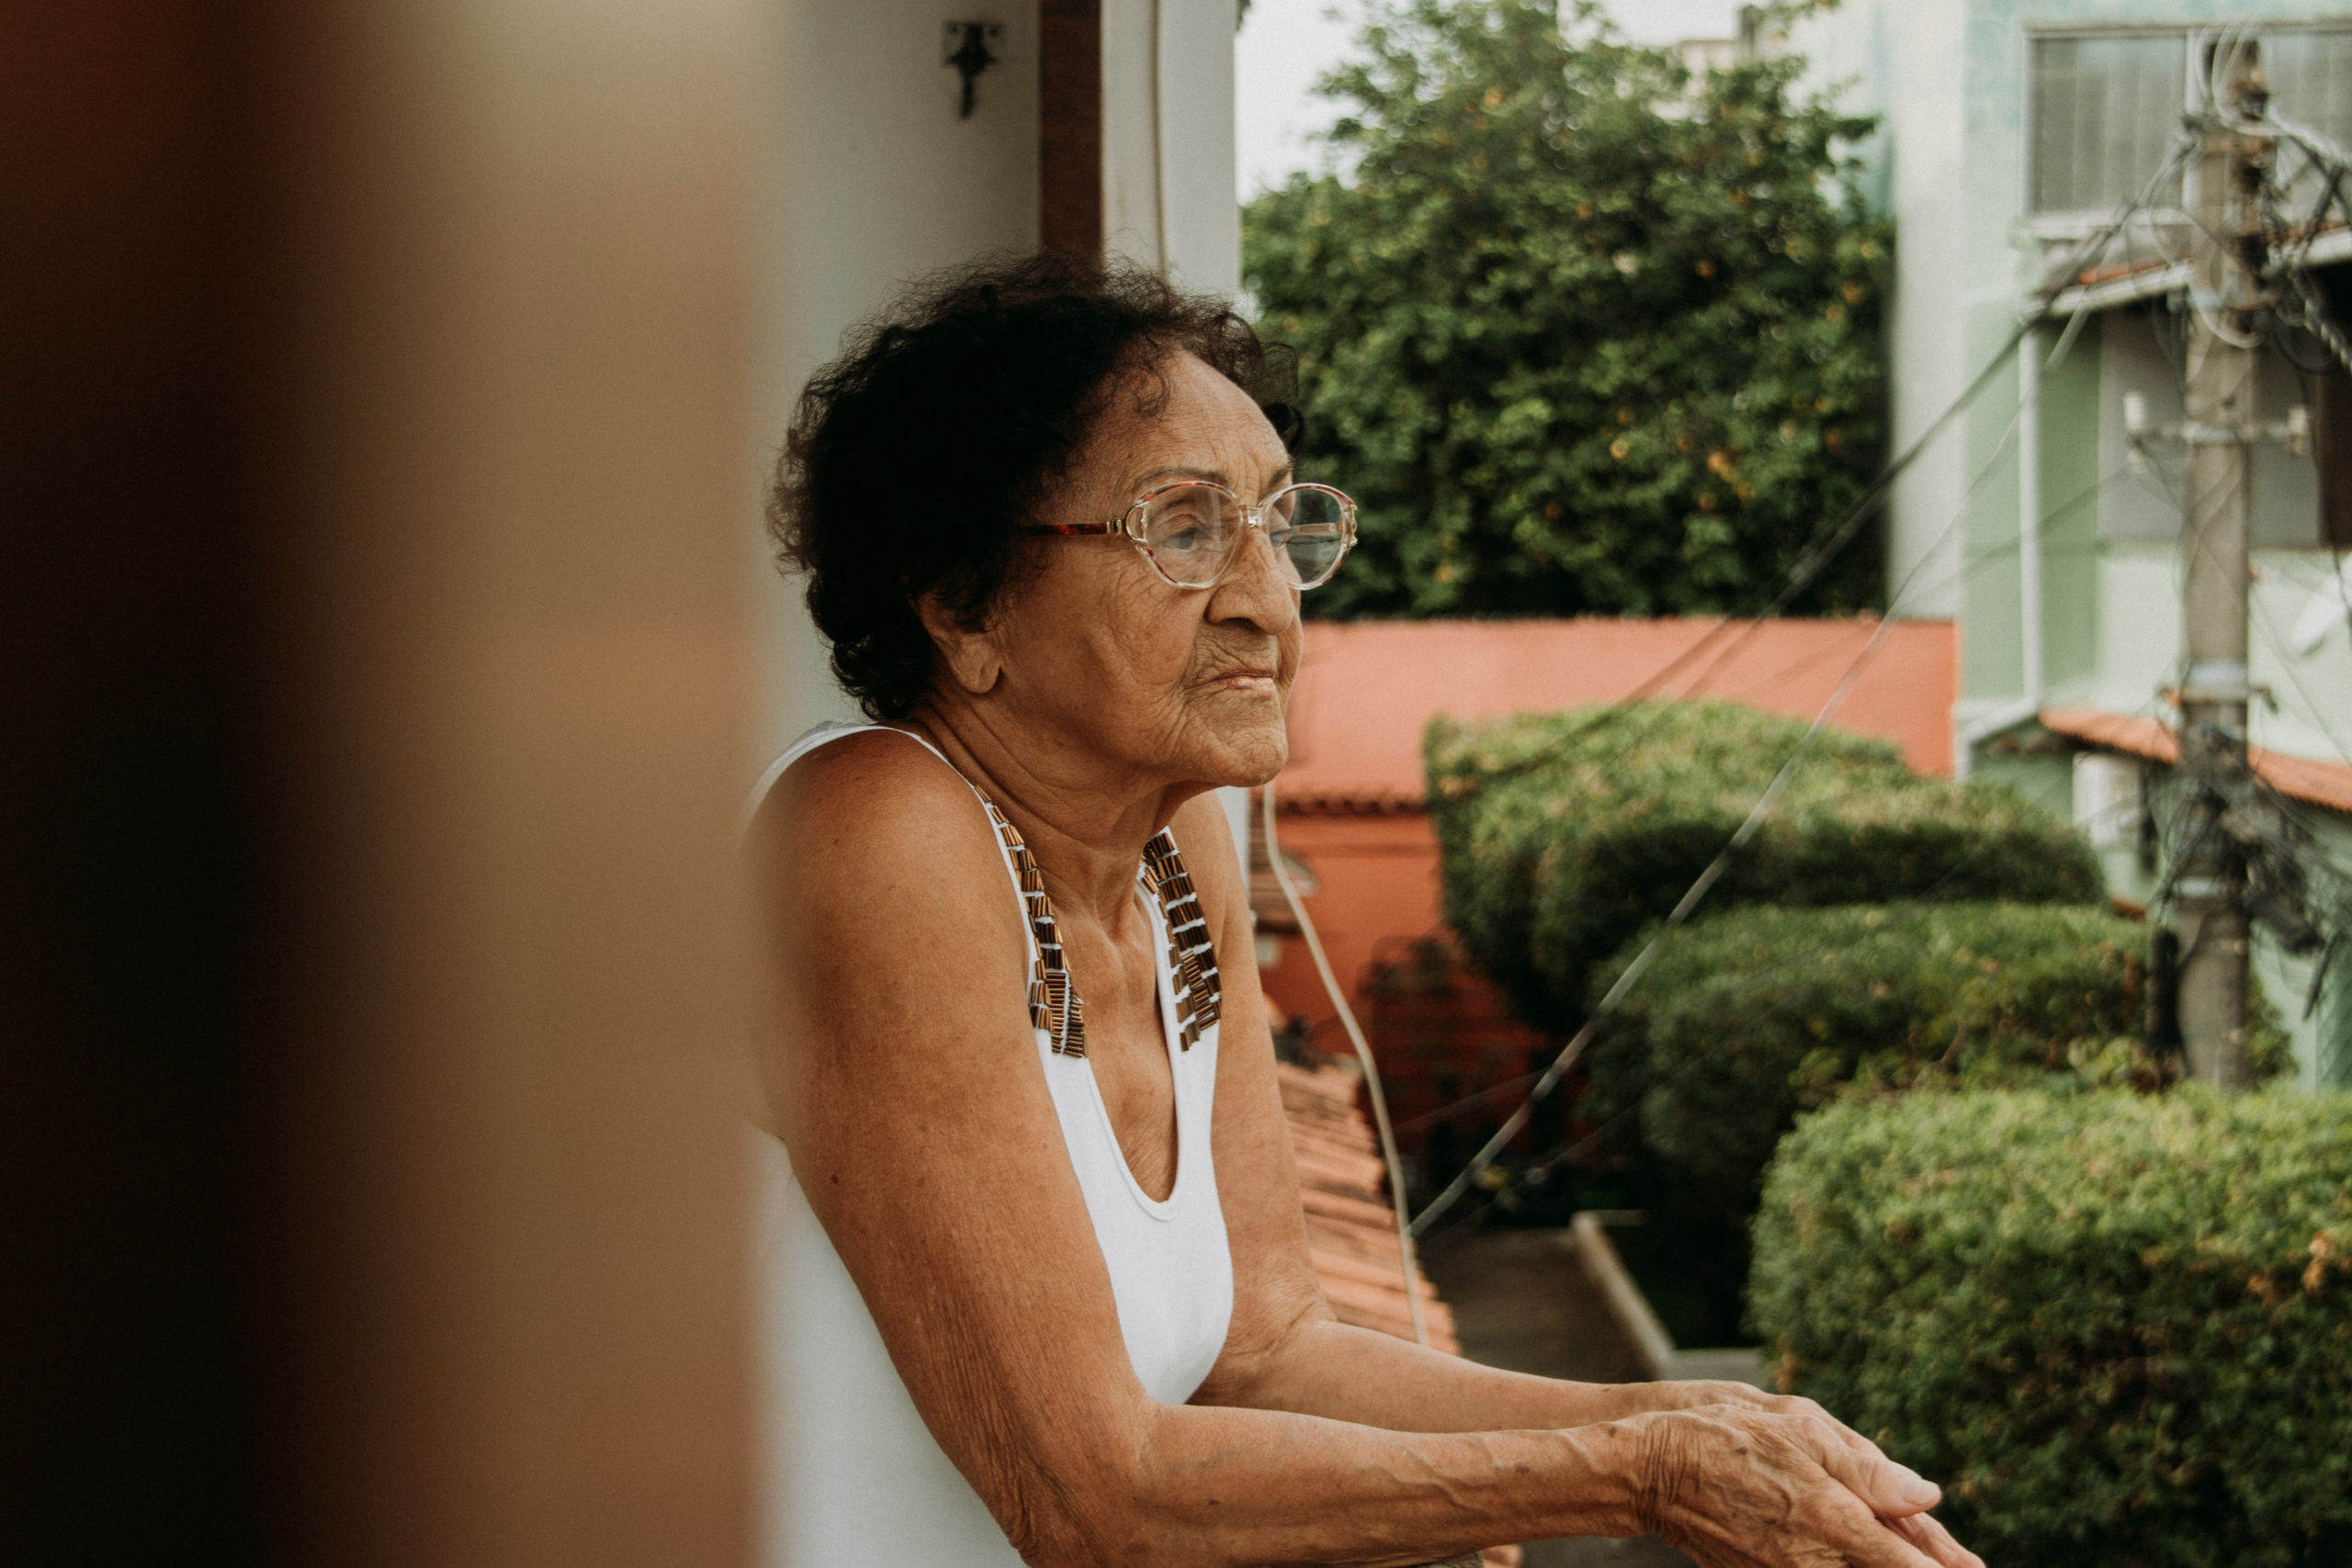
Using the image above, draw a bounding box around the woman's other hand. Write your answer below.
[1628,1402,1984,1568]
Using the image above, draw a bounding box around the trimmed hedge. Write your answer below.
[1752,1089,2352,1567]
[1579,900,2282,1232]
[1425,703,2103,1030]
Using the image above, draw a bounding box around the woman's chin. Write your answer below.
[1190,721,1288,790]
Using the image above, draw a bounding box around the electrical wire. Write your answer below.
[1493,485,2165,1195]
[2136,420,2352,773]
[1385,463,2127,1156]
[1257,139,2211,1261]
[2119,430,2352,1035]
[2252,581,2352,772]
[2289,267,2352,378]
[1428,140,2201,812]
[1391,1068,1541,1137]
[1508,853,2022,1196]
[1326,110,2265,1241]
[2245,105,2352,370]
[1596,139,2205,716]
[1409,555,1944,1235]
[1408,325,2078,1236]
[1261,780,1429,1347]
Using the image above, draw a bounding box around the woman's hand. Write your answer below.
[1623,1382,1863,1427]
[1628,1403,1984,1568]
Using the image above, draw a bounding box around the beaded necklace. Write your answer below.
[974,795,1222,1059]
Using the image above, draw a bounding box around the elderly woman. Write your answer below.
[750,256,1980,1568]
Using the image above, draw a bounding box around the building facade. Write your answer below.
[1795,0,2352,1084]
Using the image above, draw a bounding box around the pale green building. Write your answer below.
[1790,1,2352,1083]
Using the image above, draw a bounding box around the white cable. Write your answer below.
[1261,780,1429,1347]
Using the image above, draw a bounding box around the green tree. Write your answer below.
[1244,0,1890,618]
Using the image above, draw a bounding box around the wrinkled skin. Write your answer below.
[752,350,1983,1568]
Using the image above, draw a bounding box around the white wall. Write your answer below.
[1103,0,1242,293]
[756,0,1243,769]
[1791,0,1971,619]
[756,0,1046,761]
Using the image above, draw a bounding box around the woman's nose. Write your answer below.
[1211,517,1298,629]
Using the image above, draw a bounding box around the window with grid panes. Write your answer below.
[2033,26,2352,549]
[2029,33,2188,217]
[2028,27,2352,219]
[2264,28,2352,216]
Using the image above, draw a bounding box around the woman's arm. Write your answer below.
[753,746,1964,1568]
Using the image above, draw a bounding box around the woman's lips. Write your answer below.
[1205,668,1279,693]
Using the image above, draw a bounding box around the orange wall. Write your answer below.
[1261,810,1548,1156]
[1257,618,1961,1153]
[1261,812,1445,1036]
[1282,618,1959,806]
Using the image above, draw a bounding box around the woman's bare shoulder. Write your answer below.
[748,729,1017,939]
[754,728,986,848]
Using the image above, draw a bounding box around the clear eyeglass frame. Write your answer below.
[1020,479,1358,592]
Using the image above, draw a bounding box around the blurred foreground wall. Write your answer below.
[3,2,762,1562]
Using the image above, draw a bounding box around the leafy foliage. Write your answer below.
[1242,0,1891,618]
[1424,703,2105,1031]
[1583,901,2293,1236]
[1753,1089,2352,1567]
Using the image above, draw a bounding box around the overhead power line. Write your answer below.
[1407,321,2078,1235]
[1310,132,2207,1237]
[1385,461,2126,1159]
[1624,135,2201,711]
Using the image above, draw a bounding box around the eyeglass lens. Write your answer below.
[1136,483,1350,589]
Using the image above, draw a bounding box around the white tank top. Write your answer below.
[752,721,1234,1565]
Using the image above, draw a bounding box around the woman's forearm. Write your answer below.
[1205,1316,1713,1435]
[1081,1392,1972,1568]
[1108,1403,1647,1568]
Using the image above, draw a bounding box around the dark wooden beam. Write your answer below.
[1039,0,1102,255]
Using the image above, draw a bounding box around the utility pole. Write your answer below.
[2172,40,2270,1089]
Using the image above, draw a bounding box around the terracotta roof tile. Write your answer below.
[2040,705,2352,816]
[1275,1061,1521,1564]
[1277,1059,1460,1353]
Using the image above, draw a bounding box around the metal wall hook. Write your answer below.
[942,22,1001,119]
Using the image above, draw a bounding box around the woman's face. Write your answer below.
[983,350,1306,792]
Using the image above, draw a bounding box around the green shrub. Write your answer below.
[1752,1088,2352,1567]
[1425,703,2104,1029]
[1580,901,2272,1234]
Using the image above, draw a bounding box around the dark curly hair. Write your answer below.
[768,252,1300,720]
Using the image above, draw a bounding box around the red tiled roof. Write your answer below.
[1277,617,1958,811]
[2075,220,2346,288]
[2040,705,2352,816]
[1276,1057,1523,1566]
[1277,1059,1459,1353]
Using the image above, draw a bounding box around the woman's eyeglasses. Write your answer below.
[1021,480,1356,592]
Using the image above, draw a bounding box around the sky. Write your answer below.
[1235,0,1747,199]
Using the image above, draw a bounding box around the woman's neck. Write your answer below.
[901,698,1205,929]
